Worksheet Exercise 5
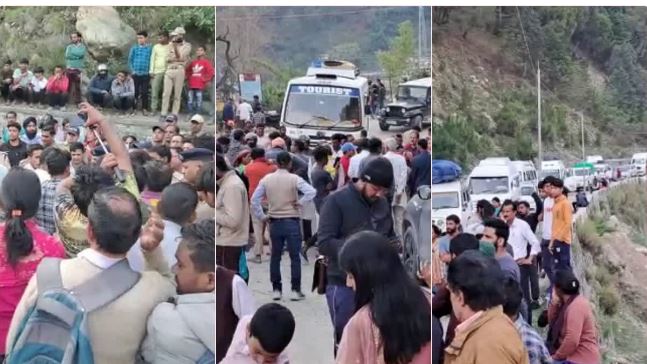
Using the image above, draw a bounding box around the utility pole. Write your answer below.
[537,66,542,171]
[578,111,586,161]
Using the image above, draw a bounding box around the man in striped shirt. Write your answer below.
[128,31,152,116]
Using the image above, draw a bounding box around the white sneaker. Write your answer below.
[290,290,305,301]
[272,290,282,301]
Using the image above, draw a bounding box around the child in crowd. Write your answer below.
[140,219,216,363]
[221,303,294,364]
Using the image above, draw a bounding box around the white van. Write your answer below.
[631,153,647,177]
[468,158,521,209]
[431,180,470,230]
[512,160,539,186]
[586,155,604,165]
[540,160,566,180]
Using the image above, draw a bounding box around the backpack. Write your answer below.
[6,257,141,364]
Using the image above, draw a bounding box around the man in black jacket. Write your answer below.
[516,191,543,233]
[317,157,395,356]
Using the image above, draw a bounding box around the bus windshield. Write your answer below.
[432,192,459,209]
[284,85,361,129]
[469,177,509,194]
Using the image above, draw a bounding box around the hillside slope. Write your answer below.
[432,7,647,168]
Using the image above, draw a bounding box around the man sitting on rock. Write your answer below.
[87,64,113,109]
[46,65,69,111]
[10,58,33,105]
[111,70,136,115]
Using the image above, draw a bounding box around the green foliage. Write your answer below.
[328,42,362,66]
[432,113,492,167]
[377,21,415,91]
[249,59,300,110]
[599,285,621,316]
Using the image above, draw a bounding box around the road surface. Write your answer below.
[247,248,334,363]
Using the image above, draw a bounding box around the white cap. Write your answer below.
[190,114,204,124]
[97,64,108,71]
[170,27,186,36]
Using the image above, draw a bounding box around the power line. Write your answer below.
[515,6,535,71]
[217,7,406,21]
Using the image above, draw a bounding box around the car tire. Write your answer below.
[411,115,423,129]
[379,122,389,131]
[402,225,418,278]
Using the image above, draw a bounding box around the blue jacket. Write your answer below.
[88,74,114,94]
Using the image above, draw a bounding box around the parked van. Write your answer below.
[512,160,538,186]
[468,158,520,209]
[540,160,566,180]
[631,152,647,177]
[431,179,470,230]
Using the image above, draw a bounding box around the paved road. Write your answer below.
[367,116,430,140]
[247,248,334,363]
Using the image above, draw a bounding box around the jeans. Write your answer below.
[133,74,150,111]
[47,92,68,108]
[553,240,572,272]
[541,239,554,299]
[113,96,134,111]
[187,89,203,114]
[269,218,302,292]
[325,284,355,356]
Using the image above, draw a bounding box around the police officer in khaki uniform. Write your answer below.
[161,26,192,117]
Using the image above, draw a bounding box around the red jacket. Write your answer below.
[186,58,214,90]
[46,75,69,94]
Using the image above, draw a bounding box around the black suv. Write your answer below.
[378,78,431,131]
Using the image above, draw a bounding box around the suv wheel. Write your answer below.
[402,225,418,277]
[410,115,423,129]
[379,122,389,131]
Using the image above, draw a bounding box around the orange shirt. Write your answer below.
[551,194,573,244]
[244,158,277,200]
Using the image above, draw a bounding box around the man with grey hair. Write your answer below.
[383,137,408,237]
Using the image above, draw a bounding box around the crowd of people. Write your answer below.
[432,176,601,364]
[1,28,214,118]
[0,102,215,363]
[215,112,432,363]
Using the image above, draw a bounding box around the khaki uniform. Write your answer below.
[162,41,192,115]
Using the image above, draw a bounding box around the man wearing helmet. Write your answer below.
[87,64,114,109]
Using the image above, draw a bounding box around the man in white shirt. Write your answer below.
[29,66,48,106]
[500,199,540,324]
[383,138,408,236]
[347,139,370,180]
[539,179,555,301]
[237,99,253,123]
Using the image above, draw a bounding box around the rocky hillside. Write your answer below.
[432,7,647,168]
[575,183,647,363]
[0,6,214,77]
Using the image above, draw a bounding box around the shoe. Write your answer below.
[530,300,540,310]
[47,106,53,111]
[272,290,282,301]
[142,110,149,117]
[253,255,262,264]
[290,290,305,301]
[300,245,309,262]
[60,106,66,112]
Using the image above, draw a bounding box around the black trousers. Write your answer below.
[9,86,28,102]
[31,89,46,105]
[1,83,10,101]
[48,92,68,108]
[133,74,150,111]
[89,91,112,108]
[519,262,539,323]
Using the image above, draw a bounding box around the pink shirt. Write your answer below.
[221,315,290,364]
[0,219,65,353]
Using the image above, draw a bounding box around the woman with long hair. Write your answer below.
[547,269,600,364]
[336,231,431,364]
[0,168,65,361]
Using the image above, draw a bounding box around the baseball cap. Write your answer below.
[271,137,286,149]
[152,125,164,132]
[190,114,205,124]
[165,114,178,123]
[66,126,80,136]
[359,157,394,189]
[341,142,356,154]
